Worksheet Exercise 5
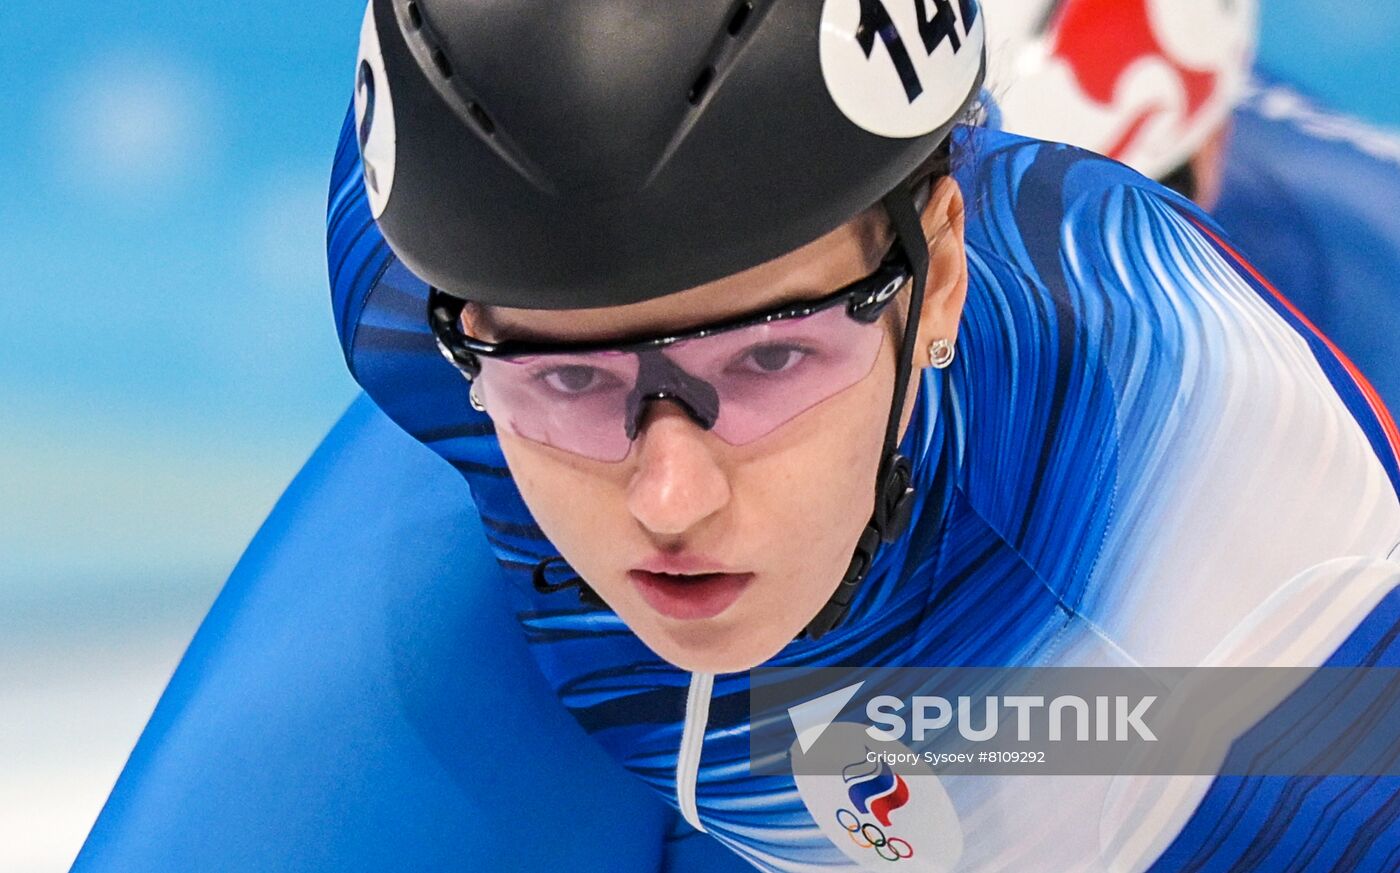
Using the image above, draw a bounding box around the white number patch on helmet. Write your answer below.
[820,0,985,139]
[355,1,397,218]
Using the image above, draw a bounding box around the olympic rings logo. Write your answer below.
[835,808,915,862]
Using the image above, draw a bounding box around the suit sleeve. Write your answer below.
[73,395,678,872]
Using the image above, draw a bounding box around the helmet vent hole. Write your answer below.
[727,2,753,36]
[687,67,715,105]
[431,47,453,79]
[468,103,496,135]
[406,1,422,29]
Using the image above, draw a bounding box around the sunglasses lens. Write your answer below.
[473,304,888,461]
[668,305,887,444]
[477,351,640,461]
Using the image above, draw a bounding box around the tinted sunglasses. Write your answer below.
[429,245,913,462]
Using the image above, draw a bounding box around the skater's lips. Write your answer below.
[633,552,745,576]
[627,568,755,621]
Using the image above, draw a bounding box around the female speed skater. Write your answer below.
[982,0,1400,415]
[77,1,1400,870]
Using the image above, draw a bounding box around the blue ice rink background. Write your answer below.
[0,2,1396,870]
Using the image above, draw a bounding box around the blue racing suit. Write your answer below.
[74,124,1400,871]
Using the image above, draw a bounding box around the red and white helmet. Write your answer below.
[984,0,1257,179]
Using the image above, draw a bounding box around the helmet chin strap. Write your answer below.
[802,182,931,640]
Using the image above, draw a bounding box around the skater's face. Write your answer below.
[463,178,969,672]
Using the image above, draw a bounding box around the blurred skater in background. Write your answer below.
[985,0,1400,412]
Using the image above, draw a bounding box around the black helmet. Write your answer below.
[353,0,986,308]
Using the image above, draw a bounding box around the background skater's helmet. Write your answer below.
[982,0,1256,180]
[352,0,986,308]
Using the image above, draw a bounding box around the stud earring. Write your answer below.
[469,383,488,412]
[928,338,956,369]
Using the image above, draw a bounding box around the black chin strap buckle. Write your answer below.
[532,556,605,608]
[875,452,916,544]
